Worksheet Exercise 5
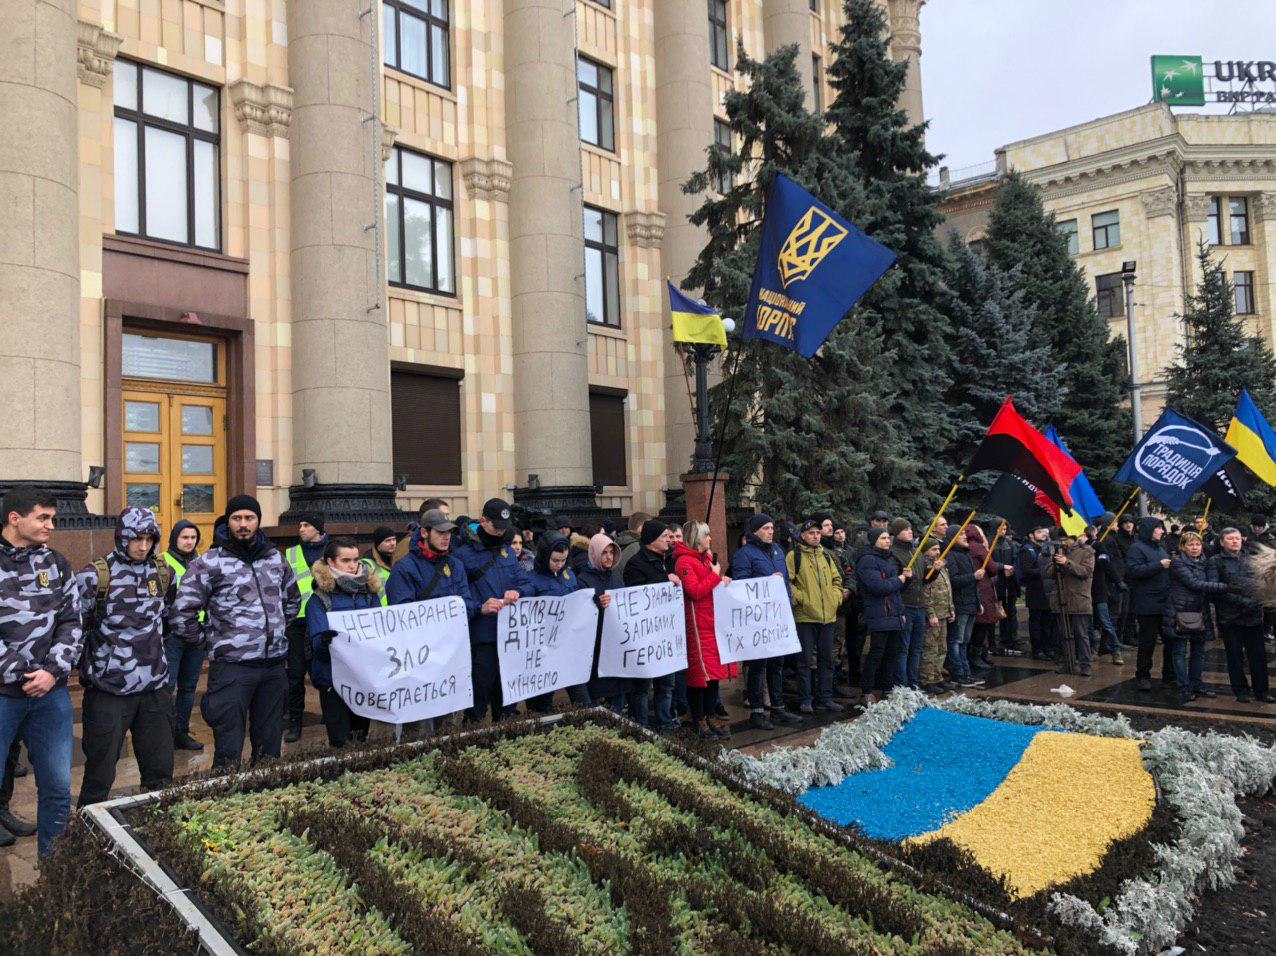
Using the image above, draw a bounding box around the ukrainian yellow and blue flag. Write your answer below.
[667,281,727,348]
[1224,388,1276,486]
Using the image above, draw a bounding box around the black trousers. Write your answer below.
[1221,622,1269,698]
[969,622,996,664]
[998,595,1020,647]
[467,644,504,723]
[861,629,902,694]
[745,657,786,712]
[526,682,592,714]
[201,659,288,769]
[0,739,18,810]
[846,617,867,685]
[317,686,370,748]
[1135,614,1174,682]
[285,618,309,726]
[1027,608,1056,657]
[78,686,174,808]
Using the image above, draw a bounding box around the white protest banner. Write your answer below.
[597,581,687,679]
[497,589,599,705]
[329,596,472,724]
[712,576,800,664]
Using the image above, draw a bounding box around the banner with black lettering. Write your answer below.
[497,589,599,706]
[597,581,687,679]
[712,576,801,664]
[328,596,473,724]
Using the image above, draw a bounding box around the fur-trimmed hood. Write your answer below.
[310,559,383,595]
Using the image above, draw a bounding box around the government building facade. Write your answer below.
[1,0,926,556]
[939,103,1276,428]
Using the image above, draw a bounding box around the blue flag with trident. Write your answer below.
[740,174,896,358]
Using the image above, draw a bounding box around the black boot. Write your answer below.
[174,731,205,751]
[0,808,36,838]
[284,720,303,743]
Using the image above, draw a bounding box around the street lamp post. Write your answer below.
[1121,261,1147,517]
[688,318,736,474]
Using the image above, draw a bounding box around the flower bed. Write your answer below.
[727,690,1276,955]
[114,710,1050,955]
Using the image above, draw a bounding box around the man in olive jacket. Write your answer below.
[1049,528,1096,677]
[787,519,844,714]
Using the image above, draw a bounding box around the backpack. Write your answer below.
[90,556,172,624]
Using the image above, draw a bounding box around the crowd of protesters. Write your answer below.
[0,487,1272,861]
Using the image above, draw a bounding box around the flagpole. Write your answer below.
[1202,497,1212,523]
[928,509,978,579]
[704,336,750,525]
[980,521,1007,573]
[905,476,963,571]
[1099,489,1140,543]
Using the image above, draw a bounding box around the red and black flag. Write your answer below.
[967,398,1081,509]
[979,473,1057,536]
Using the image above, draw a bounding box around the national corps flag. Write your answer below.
[1115,408,1237,512]
[740,174,896,358]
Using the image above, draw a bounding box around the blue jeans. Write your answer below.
[651,673,677,728]
[0,685,74,857]
[1169,636,1207,691]
[1091,602,1119,655]
[899,607,927,688]
[946,613,976,679]
[165,635,204,735]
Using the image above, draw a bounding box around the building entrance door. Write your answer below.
[121,330,228,544]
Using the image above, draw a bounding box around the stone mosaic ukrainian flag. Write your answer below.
[799,709,1156,898]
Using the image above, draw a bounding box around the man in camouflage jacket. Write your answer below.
[0,490,82,856]
[169,495,302,769]
[75,506,175,807]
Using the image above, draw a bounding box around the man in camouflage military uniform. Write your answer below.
[0,489,83,856]
[170,495,302,769]
[75,506,175,807]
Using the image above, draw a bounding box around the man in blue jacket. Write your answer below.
[730,514,799,730]
[453,498,529,723]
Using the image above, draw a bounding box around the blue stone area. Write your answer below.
[798,708,1043,841]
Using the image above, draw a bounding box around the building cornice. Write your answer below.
[228,79,293,137]
[622,210,667,249]
[1183,193,1214,222]
[76,19,123,89]
[1139,185,1177,219]
[460,158,514,202]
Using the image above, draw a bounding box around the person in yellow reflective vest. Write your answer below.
[361,526,397,606]
[284,514,327,742]
[162,520,205,752]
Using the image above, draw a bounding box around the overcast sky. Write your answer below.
[920,0,1276,174]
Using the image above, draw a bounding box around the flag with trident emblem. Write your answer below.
[740,173,896,358]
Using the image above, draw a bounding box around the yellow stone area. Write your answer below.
[910,731,1156,899]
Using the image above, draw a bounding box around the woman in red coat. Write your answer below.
[965,524,1005,672]
[673,521,737,739]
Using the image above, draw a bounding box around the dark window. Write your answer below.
[1235,271,1256,315]
[812,55,823,112]
[810,0,819,11]
[709,0,729,70]
[382,0,450,89]
[391,368,462,485]
[577,56,615,152]
[589,390,627,487]
[1092,210,1120,250]
[587,0,611,6]
[1056,218,1079,255]
[113,60,220,251]
[1095,272,1125,319]
[1206,196,1222,246]
[584,206,621,327]
[1230,197,1250,245]
[385,147,455,295]
[713,119,733,194]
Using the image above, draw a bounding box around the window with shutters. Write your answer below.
[391,368,462,485]
[589,390,627,487]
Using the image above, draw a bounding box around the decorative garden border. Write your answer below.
[725,689,1276,955]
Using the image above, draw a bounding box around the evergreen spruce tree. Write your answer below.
[1165,240,1276,430]
[815,0,966,509]
[685,43,915,519]
[942,233,1066,493]
[986,172,1131,501]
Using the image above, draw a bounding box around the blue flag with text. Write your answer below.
[1114,408,1237,512]
[740,174,896,358]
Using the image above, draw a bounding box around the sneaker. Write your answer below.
[0,809,34,838]
[1238,692,1253,703]
[770,708,802,724]
[1138,678,1153,691]
[1258,693,1276,704]
[798,702,815,715]
[1111,652,1125,665]
[1196,689,1217,698]
[814,700,845,713]
[749,712,775,731]
[174,732,204,751]
[921,683,945,696]
[957,676,984,688]
[284,722,303,743]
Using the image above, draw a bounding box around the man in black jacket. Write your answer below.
[1015,526,1055,660]
[1212,527,1272,703]
[1091,513,1126,664]
[1125,516,1173,691]
[1115,516,1137,647]
[992,530,1022,653]
[623,520,682,730]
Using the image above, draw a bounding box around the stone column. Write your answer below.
[284,0,401,522]
[0,0,87,512]
[654,0,716,493]
[504,0,595,516]
[887,0,925,127]
[763,0,815,107]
